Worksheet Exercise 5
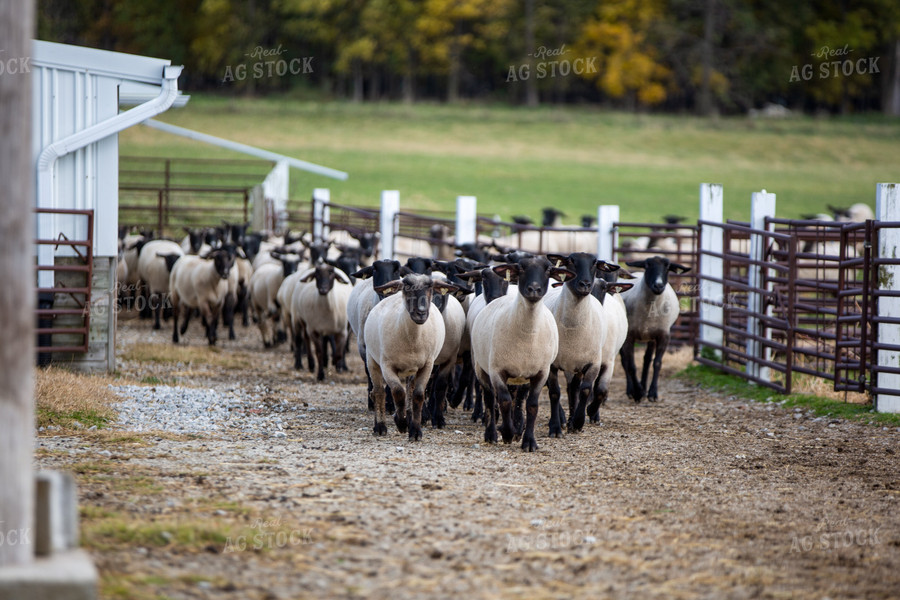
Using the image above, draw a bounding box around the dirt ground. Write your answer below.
[36,312,900,600]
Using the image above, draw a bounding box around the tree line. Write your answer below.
[37,0,900,114]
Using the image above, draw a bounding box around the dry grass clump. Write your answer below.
[121,342,252,370]
[35,366,118,430]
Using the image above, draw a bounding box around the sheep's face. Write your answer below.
[495,256,574,304]
[314,265,337,296]
[402,275,435,324]
[405,257,433,275]
[625,256,691,295]
[212,251,235,280]
[547,253,619,298]
[350,231,377,257]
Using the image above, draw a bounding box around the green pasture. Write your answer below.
[120,94,900,224]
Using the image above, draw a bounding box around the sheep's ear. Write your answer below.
[432,260,451,274]
[334,268,353,285]
[617,269,638,280]
[546,253,569,269]
[374,281,403,297]
[398,265,414,276]
[298,268,317,283]
[350,266,373,279]
[492,263,519,283]
[454,269,484,284]
[625,259,647,269]
[608,283,634,294]
[668,262,692,274]
[551,281,565,288]
[596,260,620,273]
[550,267,576,283]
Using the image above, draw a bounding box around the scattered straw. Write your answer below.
[35,366,118,429]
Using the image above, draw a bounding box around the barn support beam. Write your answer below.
[746,190,776,383]
[876,183,900,413]
[597,205,619,262]
[380,191,400,261]
[698,183,724,359]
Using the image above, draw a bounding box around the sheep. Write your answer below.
[219,244,251,340]
[830,203,874,222]
[588,274,633,418]
[169,249,236,345]
[136,239,184,329]
[618,256,691,402]
[365,274,458,440]
[291,263,354,381]
[347,260,403,410]
[455,266,514,422]
[277,268,310,367]
[248,252,301,348]
[180,227,214,255]
[543,252,620,434]
[424,281,473,428]
[471,255,574,451]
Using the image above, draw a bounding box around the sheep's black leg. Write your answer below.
[513,385,527,441]
[431,364,451,429]
[391,382,408,434]
[472,381,484,423]
[312,333,327,381]
[409,368,430,441]
[451,352,472,409]
[151,293,162,330]
[495,379,515,445]
[647,334,669,401]
[620,337,644,402]
[172,303,181,343]
[546,367,563,438]
[587,365,609,422]
[640,340,656,396]
[568,372,589,433]
[223,292,237,340]
[521,373,544,452]
[481,379,498,444]
[368,358,388,436]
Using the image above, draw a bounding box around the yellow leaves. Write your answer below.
[573,0,671,107]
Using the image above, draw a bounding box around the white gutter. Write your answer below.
[141,118,349,181]
[36,65,183,286]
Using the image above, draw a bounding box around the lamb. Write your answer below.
[588,274,633,418]
[365,274,457,440]
[169,249,235,345]
[290,263,354,381]
[543,253,620,434]
[135,239,184,329]
[471,255,574,451]
[830,203,874,222]
[248,252,301,347]
[618,256,690,402]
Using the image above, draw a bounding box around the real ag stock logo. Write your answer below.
[789,45,880,82]
[506,44,598,82]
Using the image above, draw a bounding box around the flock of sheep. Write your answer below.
[116,201,871,452]
[117,219,691,452]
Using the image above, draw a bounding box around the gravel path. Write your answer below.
[35,312,900,599]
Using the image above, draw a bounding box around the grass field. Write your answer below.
[120,94,900,224]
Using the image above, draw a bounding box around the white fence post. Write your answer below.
[746,190,776,383]
[261,160,289,232]
[456,196,477,246]
[699,184,724,359]
[597,205,620,262]
[380,190,400,261]
[876,183,900,413]
[312,188,330,243]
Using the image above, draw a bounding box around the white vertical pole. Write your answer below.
[876,183,900,413]
[456,196,477,246]
[312,188,329,243]
[597,205,620,262]
[699,184,724,358]
[380,190,400,261]
[746,190,776,382]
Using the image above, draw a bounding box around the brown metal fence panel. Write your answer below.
[35,208,94,355]
[616,221,699,347]
[869,221,900,398]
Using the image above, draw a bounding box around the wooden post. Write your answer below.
[746,190,776,383]
[876,183,900,413]
[0,0,35,567]
[699,184,724,358]
[455,196,477,246]
[312,188,329,243]
[596,205,619,262]
[380,190,400,260]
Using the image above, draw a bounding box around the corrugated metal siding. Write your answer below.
[31,41,172,258]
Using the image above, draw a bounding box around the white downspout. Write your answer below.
[36,65,183,287]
